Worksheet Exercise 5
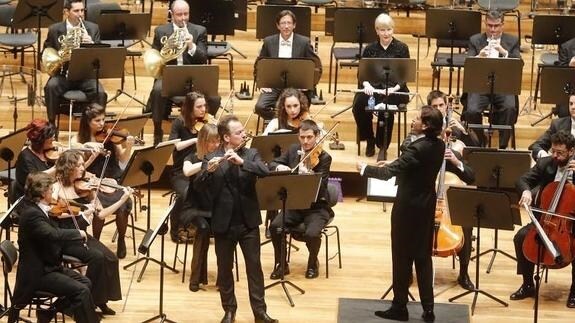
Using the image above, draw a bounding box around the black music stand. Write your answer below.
[425,9,481,96]
[122,141,179,282]
[97,12,151,105]
[0,196,24,242]
[330,8,381,58]
[447,187,512,314]
[464,148,528,273]
[358,58,416,159]
[257,173,321,307]
[0,128,28,208]
[138,201,177,323]
[255,58,315,91]
[531,67,575,126]
[256,5,311,39]
[463,57,523,148]
[161,65,219,98]
[250,134,299,163]
[68,47,127,96]
[105,113,150,143]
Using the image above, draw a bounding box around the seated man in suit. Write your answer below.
[254,9,322,120]
[9,172,99,323]
[552,37,575,118]
[43,0,107,127]
[268,119,332,279]
[145,0,220,145]
[529,94,575,160]
[464,10,521,149]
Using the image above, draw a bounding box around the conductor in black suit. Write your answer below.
[43,0,107,127]
[9,172,99,323]
[465,10,521,149]
[254,10,322,120]
[357,106,445,322]
[194,115,277,323]
[268,120,333,280]
[529,94,575,160]
[552,38,575,118]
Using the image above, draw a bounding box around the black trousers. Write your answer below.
[189,216,211,285]
[392,238,433,311]
[169,173,189,236]
[44,75,107,124]
[352,92,398,150]
[214,224,266,315]
[464,93,516,149]
[269,208,330,267]
[458,226,473,270]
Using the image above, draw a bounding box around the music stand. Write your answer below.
[257,173,321,306]
[161,65,219,98]
[138,201,177,323]
[463,57,523,148]
[447,187,512,314]
[330,8,381,59]
[122,141,179,282]
[0,196,24,241]
[250,134,299,163]
[255,58,315,91]
[425,9,481,96]
[358,57,416,159]
[464,148,528,273]
[256,5,311,39]
[105,113,150,143]
[68,47,127,96]
[531,67,575,126]
[0,128,28,208]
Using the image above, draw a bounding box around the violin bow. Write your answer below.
[216,89,235,121]
[290,121,340,174]
[100,92,136,144]
[311,93,337,119]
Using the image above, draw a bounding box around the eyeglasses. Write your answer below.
[550,148,570,156]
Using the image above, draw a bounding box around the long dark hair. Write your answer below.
[277,88,309,129]
[181,92,205,129]
[78,103,106,143]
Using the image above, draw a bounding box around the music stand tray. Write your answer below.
[97,12,151,43]
[105,113,150,139]
[249,134,298,163]
[67,47,127,81]
[366,177,397,203]
[0,128,28,172]
[255,58,315,90]
[161,65,219,98]
[256,5,311,39]
[358,58,416,85]
[463,57,524,96]
[540,67,575,104]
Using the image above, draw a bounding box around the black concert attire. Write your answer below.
[168,117,198,240]
[529,117,574,160]
[554,37,575,118]
[13,148,53,202]
[9,198,99,323]
[268,144,333,274]
[194,146,270,317]
[352,38,410,153]
[181,152,213,289]
[465,32,521,149]
[361,135,445,313]
[43,20,107,125]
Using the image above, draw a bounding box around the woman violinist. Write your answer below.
[168,91,215,242]
[72,103,133,258]
[52,150,132,316]
[511,130,575,308]
[263,88,310,135]
[180,123,220,292]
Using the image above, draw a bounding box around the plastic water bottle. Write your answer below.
[367,95,375,110]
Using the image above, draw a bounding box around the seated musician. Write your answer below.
[144,0,220,145]
[168,91,215,242]
[268,119,332,279]
[53,150,132,316]
[510,130,575,307]
[529,94,575,161]
[427,90,480,147]
[352,13,410,159]
[553,37,575,118]
[254,10,322,121]
[43,0,107,127]
[9,172,99,323]
[464,10,521,149]
[72,104,133,259]
[180,123,220,292]
[263,88,310,135]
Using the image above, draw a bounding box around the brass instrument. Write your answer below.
[41,19,87,76]
[143,27,189,79]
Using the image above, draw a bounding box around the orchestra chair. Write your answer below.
[207,41,234,90]
[0,4,37,85]
[287,182,342,278]
[298,0,337,13]
[533,52,558,107]
[328,27,362,96]
[56,90,90,140]
[476,0,522,48]
[0,240,65,323]
[430,39,468,95]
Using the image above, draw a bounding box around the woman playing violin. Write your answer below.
[52,150,132,316]
[73,103,133,258]
[168,91,214,242]
[180,123,220,292]
[263,88,310,135]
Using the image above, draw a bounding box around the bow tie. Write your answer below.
[280,40,291,46]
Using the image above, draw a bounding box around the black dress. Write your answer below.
[14,148,53,201]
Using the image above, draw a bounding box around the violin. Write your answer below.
[74,176,127,197]
[291,122,339,174]
[48,198,86,217]
[193,114,217,133]
[287,112,310,129]
[43,141,106,161]
[95,125,144,145]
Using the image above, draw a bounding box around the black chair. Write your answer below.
[0,5,37,68]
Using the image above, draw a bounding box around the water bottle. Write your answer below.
[367,95,375,110]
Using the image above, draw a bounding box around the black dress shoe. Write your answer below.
[374,306,408,321]
[97,303,116,316]
[116,238,126,259]
[567,289,575,308]
[305,263,319,279]
[254,312,278,323]
[270,263,289,280]
[421,309,435,322]
[189,282,200,292]
[457,273,475,291]
[366,141,375,157]
[220,311,235,323]
[36,308,57,323]
[510,284,535,300]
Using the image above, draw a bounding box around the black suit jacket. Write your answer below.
[255,33,322,84]
[12,199,84,306]
[363,136,445,257]
[467,32,521,59]
[152,22,207,66]
[558,37,575,66]
[528,117,573,160]
[269,143,332,207]
[516,156,575,203]
[195,147,269,234]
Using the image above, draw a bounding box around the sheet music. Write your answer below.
[367,177,397,202]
